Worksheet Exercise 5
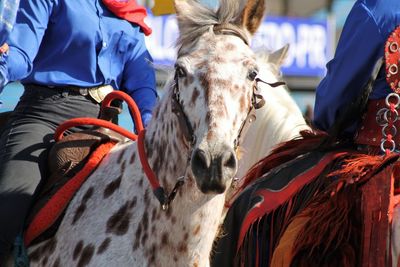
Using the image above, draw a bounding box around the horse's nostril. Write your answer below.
[192,149,210,171]
[222,151,237,170]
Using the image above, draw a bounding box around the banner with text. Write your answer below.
[145,14,333,77]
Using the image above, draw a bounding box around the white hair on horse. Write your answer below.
[236,45,309,180]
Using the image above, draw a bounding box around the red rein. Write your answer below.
[54,90,143,142]
[54,90,162,197]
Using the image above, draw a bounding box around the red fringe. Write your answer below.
[328,154,386,186]
[290,153,397,267]
[291,185,360,267]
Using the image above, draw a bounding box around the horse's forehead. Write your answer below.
[186,42,256,84]
[190,35,255,63]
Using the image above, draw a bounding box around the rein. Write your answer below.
[55,91,181,210]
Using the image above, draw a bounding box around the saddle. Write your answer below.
[0,105,128,246]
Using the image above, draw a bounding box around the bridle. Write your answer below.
[172,24,286,152]
[139,24,286,210]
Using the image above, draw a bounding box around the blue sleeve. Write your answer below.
[1,0,55,82]
[313,2,384,132]
[0,0,20,45]
[122,30,157,116]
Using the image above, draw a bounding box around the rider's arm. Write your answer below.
[0,0,55,83]
[313,2,384,133]
[121,27,157,125]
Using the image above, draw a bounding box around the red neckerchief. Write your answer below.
[102,0,152,36]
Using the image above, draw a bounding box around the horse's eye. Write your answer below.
[176,66,187,78]
[248,69,258,81]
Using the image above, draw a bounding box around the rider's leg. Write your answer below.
[0,86,100,264]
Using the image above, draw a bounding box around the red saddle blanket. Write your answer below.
[212,149,400,267]
[24,141,116,246]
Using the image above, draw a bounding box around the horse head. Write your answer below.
[169,0,266,194]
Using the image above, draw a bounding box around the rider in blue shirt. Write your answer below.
[0,0,156,118]
[0,0,157,261]
[313,0,400,135]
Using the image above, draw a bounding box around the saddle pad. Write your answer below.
[24,141,116,246]
[212,150,400,267]
[211,150,347,267]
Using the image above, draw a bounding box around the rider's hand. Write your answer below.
[0,43,9,54]
[141,112,152,128]
[0,44,9,93]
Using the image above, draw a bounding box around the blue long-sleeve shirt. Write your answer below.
[0,0,157,116]
[313,0,400,135]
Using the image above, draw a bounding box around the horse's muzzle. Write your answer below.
[191,144,237,194]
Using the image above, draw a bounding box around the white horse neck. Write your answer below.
[236,62,309,179]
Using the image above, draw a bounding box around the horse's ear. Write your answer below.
[174,0,189,20]
[236,0,266,35]
[269,44,290,67]
[174,0,210,34]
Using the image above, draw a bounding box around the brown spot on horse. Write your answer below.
[77,244,95,267]
[106,202,132,235]
[132,223,142,251]
[97,237,111,254]
[72,187,94,224]
[73,240,84,261]
[191,88,200,105]
[177,242,188,253]
[161,232,169,245]
[117,149,125,164]
[130,152,136,164]
[103,175,122,198]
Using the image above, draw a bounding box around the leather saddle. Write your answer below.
[0,105,128,245]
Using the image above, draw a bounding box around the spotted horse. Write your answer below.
[12,0,277,266]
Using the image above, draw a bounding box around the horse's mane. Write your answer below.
[175,0,249,55]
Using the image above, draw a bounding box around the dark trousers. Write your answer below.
[0,85,100,263]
